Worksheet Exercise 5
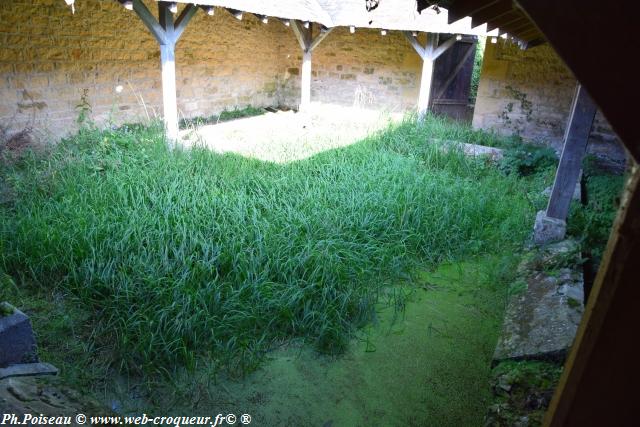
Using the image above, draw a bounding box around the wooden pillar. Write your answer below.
[160,44,178,143]
[130,0,197,146]
[159,3,178,143]
[546,84,597,220]
[290,21,333,112]
[417,34,438,116]
[300,50,312,111]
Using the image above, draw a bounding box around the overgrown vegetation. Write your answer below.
[499,139,558,177]
[469,36,486,104]
[486,360,563,426]
[179,105,265,129]
[568,155,625,268]
[425,113,516,148]
[0,114,538,381]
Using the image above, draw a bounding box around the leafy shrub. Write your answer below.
[568,170,624,267]
[499,142,558,177]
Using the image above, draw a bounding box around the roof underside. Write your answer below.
[446,0,544,44]
[165,0,499,36]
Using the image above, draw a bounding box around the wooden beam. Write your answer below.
[544,162,640,426]
[131,0,167,45]
[470,0,513,28]
[402,31,425,59]
[173,4,198,42]
[290,19,311,51]
[447,0,502,24]
[546,84,597,220]
[309,27,334,52]
[434,41,476,100]
[430,35,456,61]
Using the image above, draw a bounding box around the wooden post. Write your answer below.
[160,44,178,144]
[159,3,178,144]
[417,34,438,116]
[403,32,457,118]
[300,50,312,110]
[546,84,597,220]
[290,21,333,112]
[130,0,197,146]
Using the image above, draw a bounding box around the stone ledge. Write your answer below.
[494,240,584,362]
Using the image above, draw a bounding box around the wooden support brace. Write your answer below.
[173,4,198,42]
[131,0,168,44]
[290,19,311,52]
[430,36,457,61]
[546,84,597,220]
[402,31,426,59]
[309,27,334,52]
[434,41,476,100]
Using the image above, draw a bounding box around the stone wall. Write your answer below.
[0,0,424,141]
[472,40,626,165]
[308,28,421,111]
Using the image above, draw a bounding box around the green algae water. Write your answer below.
[120,257,511,426]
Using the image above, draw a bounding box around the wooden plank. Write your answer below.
[546,84,597,220]
[402,31,425,59]
[434,41,476,100]
[309,27,334,52]
[431,35,457,61]
[173,4,198,43]
[471,0,513,28]
[132,0,167,44]
[447,0,502,24]
[544,163,640,426]
[290,19,311,51]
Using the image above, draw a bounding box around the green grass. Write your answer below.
[568,156,625,268]
[0,115,537,381]
[179,105,265,129]
[422,113,518,148]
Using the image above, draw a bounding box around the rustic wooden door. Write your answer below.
[431,36,477,122]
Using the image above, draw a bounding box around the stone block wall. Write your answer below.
[472,40,626,165]
[0,0,298,140]
[307,28,421,111]
[0,0,425,141]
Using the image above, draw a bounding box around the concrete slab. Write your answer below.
[494,241,584,361]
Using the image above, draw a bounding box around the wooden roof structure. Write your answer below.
[446,0,543,45]
[163,0,498,36]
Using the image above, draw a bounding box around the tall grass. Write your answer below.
[0,116,534,376]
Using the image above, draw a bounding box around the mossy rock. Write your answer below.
[0,302,16,317]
